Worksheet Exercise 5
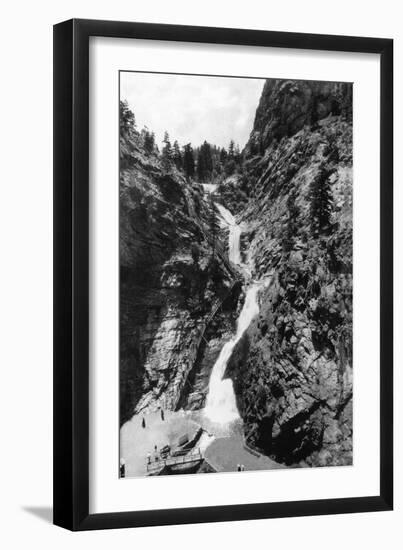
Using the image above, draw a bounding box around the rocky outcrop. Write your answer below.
[215,175,248,215]
[120,80,354,469]
[177,288,242,411]
[246,79,352,154]
[226,79,353,467]
[120,128,237,424]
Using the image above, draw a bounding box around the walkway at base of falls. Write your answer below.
[120,195,283,477]
[120,409,283,478]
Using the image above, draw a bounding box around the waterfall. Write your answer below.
[229,225,242,265]
[202,183,218,195]
[204,284,261,424]
[204,203,261,424]
[215,203,242,264]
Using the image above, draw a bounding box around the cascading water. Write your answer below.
[204,284,261,424]
[215,203,242,265]
[202,183,218,195]
[204,203,261,424]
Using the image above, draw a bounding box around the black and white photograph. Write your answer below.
[119,72,353,478]
[0,0,397,541]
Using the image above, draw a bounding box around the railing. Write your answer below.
[243,442,262,458]
[146,448,203,474]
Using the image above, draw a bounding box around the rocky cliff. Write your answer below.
[120,121,237,425]
[227,79,353,467]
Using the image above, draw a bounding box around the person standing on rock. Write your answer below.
[142,416,146,429]
[160,408,165,421]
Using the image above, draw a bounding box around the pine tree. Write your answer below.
[197,148,205,181]
[309,163,335,237]
[196,141,213,182]
[203,141,213,176]
[161,131,172,168]
[223,140,240,176]
[228,140,235,158]
[234,144,241,163]
[120,100,136,136]
[142,128,155,154]
[249,139,259,157]
[224,159,237,176]
[172,140,182,170]
[183,143,195,179]
[119,101,137,168]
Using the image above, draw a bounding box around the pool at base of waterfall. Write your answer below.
[120,201,281,477]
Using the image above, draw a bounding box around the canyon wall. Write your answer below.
[120,123,236,424]
[227,79,353,467]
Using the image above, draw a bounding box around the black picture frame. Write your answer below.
[53,18,393,531]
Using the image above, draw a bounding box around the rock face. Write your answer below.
[246,79,352,154]
[227,79,353,467]
[177,290,241,411]
[120,80,353,469]
[120,128,236,425]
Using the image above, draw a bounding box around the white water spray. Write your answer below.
[215,203,242,265]
[204,284,262,423]
[204,202,262,424]
[202,183,218,195]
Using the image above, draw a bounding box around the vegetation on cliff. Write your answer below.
[120,77,353,470]
[119,101,238,424]
[226,80,353,467]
